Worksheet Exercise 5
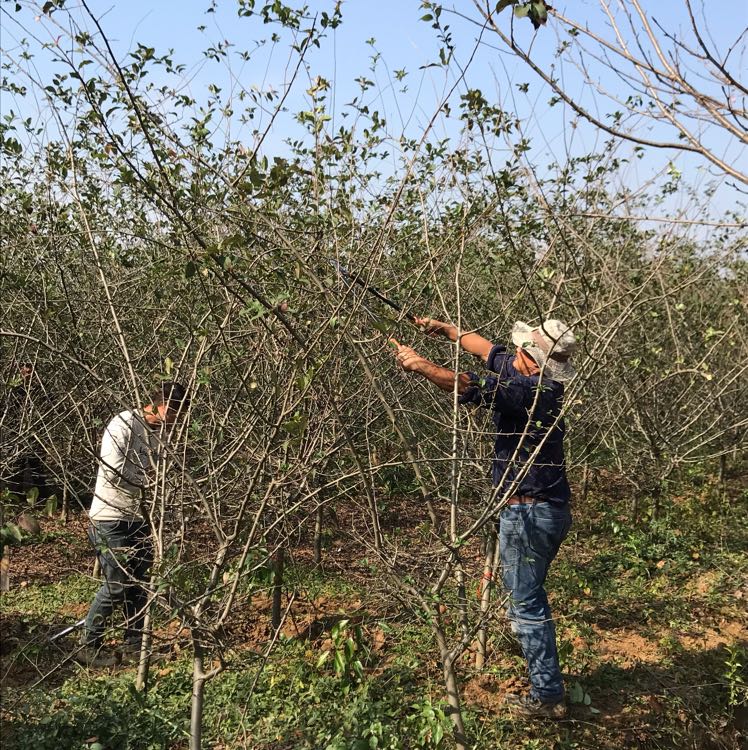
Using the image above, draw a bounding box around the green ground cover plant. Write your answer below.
[2,483,745,749]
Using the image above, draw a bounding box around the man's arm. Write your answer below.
[413,316,493,362]
[392,340,472,393]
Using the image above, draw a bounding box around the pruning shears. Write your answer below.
[329,260,416,322]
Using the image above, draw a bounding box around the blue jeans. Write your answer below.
[499,501,572,703]
[83,520,153,647]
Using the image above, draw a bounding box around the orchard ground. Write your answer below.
[1,471,746,750]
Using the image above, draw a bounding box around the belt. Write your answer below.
[506,495,547,506]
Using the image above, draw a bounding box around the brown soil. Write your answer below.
[678,619,747,651]
[592,626,661,667]
[462,673,507,713]
[1,496,746,750]
[6,515,92,586]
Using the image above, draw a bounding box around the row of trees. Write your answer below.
[1,1,745,747]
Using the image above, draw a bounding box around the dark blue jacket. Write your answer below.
[459,344,570,504]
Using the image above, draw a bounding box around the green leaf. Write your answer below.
[344,638,355,660]
[2,523,23,545]
[434,724,444,744]
[353,660,364,680]
[331,619,347,640]
[532,1,547,20]
[514,4,529,18]
[569,681,585,703]
[282,413,307,436]
[528,0,549,28]
[45,495,58,517]
[371,320,393,334]
[334,649,345,676]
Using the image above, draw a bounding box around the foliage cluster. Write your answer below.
[1,1,745,748]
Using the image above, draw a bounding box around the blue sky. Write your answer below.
[2,1,746,223]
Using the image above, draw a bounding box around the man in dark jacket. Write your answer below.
[392,317,577,719]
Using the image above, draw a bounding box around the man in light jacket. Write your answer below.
[78,382,189,666]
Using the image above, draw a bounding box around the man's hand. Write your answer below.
[413,316,458,342]
[390,339,427,373]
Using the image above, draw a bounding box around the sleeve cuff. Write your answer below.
[459,372,483,406]
[486,344,508,374]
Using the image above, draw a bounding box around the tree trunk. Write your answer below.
[631,488,639,521]
[190,643,207,750]
[271,548,285,631]
[718,454,727,499]
[313,504,323,566]
[0,550,9,593]
[651,481,662,524]
[366,490,382,553]
[135,607,153,692]
[434,624,469,750]
[580,463,590,506]
[60,482,69,523]
[0,504,8,593]
[475,529,499,669]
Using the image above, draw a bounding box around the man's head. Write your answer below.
[145,381,190,426]
[511,319,577,382]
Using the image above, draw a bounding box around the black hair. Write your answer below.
[150,381,190,413]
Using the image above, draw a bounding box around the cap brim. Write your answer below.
[512,321,576,382]
[511,321,537,349]
[543,359,576,383]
